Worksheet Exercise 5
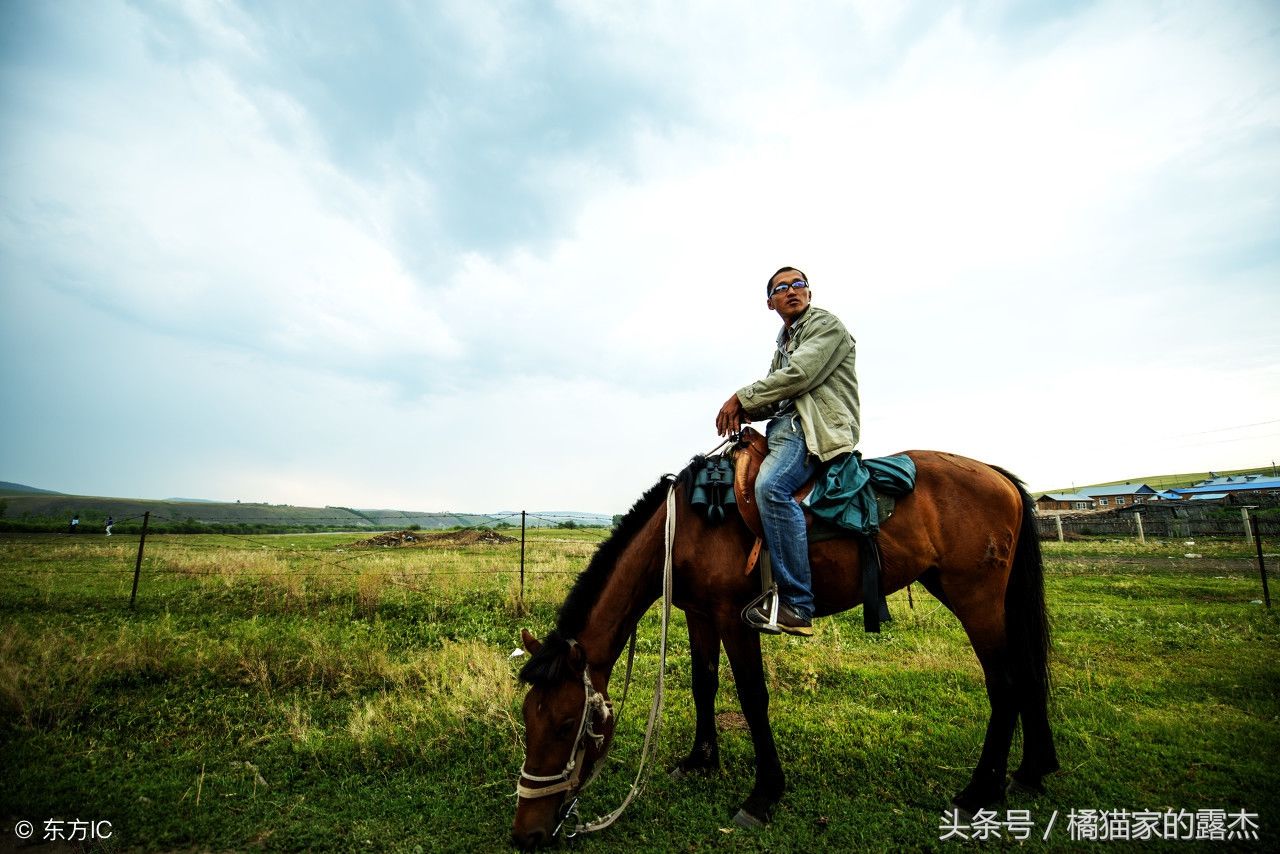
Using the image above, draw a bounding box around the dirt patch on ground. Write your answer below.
[420,529,517,545]
[716,711,748,731]
[350,529,516,548]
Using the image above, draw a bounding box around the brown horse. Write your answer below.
[511,449,1058,848]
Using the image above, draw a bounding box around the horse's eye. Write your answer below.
[555,719,576,739]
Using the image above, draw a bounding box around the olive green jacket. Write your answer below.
[736,306,861,462]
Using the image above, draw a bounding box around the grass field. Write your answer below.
[2,529,1277,852]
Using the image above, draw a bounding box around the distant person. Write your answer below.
[105,516,114,536]
[70,514,80,534]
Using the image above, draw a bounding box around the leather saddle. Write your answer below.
[727,425,892,633]
[729,426,815,541]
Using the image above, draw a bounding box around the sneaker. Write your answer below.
[742,602,781,635]
[743,601,813,637]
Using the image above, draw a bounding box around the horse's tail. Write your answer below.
[992,466,1058,780]
[997,467,1050,698]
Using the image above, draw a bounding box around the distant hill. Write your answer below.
[0,484,610,532]
[0,481,64,496]
[0,492,502,530]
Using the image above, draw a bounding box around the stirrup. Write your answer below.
[741,586,781,634]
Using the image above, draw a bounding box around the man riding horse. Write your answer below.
[513,267,1057,846]
[715,265,861,637]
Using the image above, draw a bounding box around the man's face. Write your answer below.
[766,270,812,325]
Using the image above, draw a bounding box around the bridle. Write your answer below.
[514,480,678,838]
[515,643,613,803]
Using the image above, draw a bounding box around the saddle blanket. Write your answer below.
[803,452,916,535]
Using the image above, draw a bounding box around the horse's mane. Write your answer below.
[518,459,703,687]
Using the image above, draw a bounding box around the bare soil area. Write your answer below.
[350,529,517,548]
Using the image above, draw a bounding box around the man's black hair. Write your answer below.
[767,266,809,295]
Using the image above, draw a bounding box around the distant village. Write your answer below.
[1036,472,1280,514]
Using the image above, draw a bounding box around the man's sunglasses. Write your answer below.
[769,280,809,296]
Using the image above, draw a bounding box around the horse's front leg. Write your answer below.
[721,619,785,828]
[672,611,721,777]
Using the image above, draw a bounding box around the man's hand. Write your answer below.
[716,393,747,436]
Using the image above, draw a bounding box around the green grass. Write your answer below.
[2,531,1277,851]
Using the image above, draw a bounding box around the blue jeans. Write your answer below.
[756,415,817,619]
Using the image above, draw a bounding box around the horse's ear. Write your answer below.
[566,640,585,669]
[521,628,542,654]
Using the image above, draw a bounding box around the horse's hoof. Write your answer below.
[952,781,1007,816]
[1008,779,1041,798]
[733,809,766,830]
[669,761,717,781]
[1009,772,1045,796]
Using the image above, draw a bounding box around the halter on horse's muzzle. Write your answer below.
[515,646,612,822]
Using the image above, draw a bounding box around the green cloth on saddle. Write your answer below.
[805,451,916,535]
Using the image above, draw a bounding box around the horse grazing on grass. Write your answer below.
[511,449,1058,849]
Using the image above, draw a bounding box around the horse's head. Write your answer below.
[511,629,616,849]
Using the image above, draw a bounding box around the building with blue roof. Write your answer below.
[1191,473,1280,488]
[1080,483,1159,509]
[1169,478,1280,500]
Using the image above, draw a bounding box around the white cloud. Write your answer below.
[2,0,1277,509]
[3,7,459,379]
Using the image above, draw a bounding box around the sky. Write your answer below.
[1,0,1277,514]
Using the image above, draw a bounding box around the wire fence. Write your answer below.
[1035,511,1280,542]
[0,510,618,612]
[2,507,1275,613]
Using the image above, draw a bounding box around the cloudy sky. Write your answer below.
[2,0,1277,514]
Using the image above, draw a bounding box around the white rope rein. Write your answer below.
[569,480,676,835]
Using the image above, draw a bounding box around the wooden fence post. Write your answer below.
[130,511,150,610]
[1134,512,1145,544]
[1054,514,1064,543]
[1242,507,1253,545]
[519,510,526,604]
[1250,511,1271,609]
